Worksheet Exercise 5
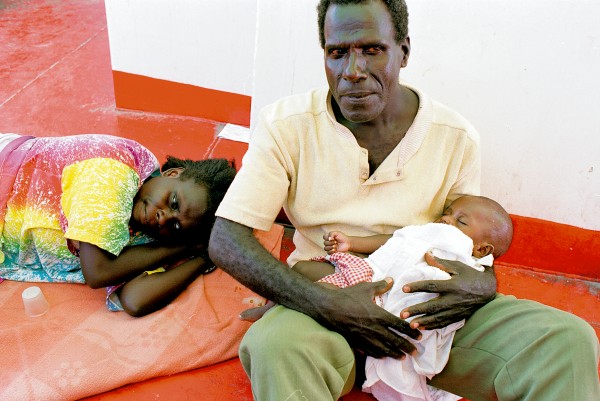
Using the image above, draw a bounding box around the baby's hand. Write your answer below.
[323,231,351,254]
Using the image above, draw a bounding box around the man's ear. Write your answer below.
[162,167,184,177]
[473,242,494,259]
[400,36,411,68]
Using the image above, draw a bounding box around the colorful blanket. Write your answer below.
[0,225,283,401]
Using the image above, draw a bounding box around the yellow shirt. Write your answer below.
[216,82,481,266]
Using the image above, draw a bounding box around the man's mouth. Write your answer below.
[342,91,371,98]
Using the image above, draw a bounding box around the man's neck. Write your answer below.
[334,85,419,173]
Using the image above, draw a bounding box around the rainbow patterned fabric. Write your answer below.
[0,134,159,283]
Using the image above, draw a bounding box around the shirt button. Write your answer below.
[396,170,401,176]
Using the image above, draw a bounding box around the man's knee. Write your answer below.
[239,305,355,401]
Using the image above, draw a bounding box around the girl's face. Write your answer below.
[130,168,208,241]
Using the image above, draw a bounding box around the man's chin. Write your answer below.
[342,111,377,123]
[339,105,380,123]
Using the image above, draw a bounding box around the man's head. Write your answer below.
[130,157,236,245]
[317,0,409,49]
[435,195,514,259]
[318,0,411,123]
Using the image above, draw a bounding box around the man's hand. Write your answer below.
[317,278,422,359]
[400,252,497,330]
[240,300,276,322]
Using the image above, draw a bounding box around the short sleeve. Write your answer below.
[216,109,291,230]
[61,158,140,256]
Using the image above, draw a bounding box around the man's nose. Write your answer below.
[343,51,367,82]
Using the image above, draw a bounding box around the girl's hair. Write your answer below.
[161,156,237,243]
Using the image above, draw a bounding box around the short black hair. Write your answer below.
[317,0,409,48]
[161,156,236,243]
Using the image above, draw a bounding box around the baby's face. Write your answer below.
[434,196,495,246]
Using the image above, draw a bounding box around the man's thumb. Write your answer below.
[373,277,394,296]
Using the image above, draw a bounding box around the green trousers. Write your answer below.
[239,295,599,401]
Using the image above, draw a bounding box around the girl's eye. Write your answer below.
[171,194,179,210]
[458,220,467,226]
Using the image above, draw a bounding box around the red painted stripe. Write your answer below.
[498,215,600,281]
[112,71,252,126]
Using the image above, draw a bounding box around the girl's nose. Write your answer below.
[156,209,172,228]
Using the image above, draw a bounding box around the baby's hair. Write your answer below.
[161,156,237,242]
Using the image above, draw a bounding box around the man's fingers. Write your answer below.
[388,318,421,341]
[372,277,394,296]
[402,278,447,295]
[400,292,451,321]
[350,331,412,359]
[239,302,274,322]
[408,306,473,330]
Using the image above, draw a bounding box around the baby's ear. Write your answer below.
[473,242,494,259]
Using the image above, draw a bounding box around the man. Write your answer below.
[208,1,600,400]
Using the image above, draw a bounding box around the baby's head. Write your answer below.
[434,195,513,259]
[131,157,236,244]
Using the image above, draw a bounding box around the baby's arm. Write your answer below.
[241,260,337,322]
[292,260,335,282]
[324,231,392,255]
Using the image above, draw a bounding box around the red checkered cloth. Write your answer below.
[314,252,374,288]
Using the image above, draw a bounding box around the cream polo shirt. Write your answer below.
[216,82,481,266]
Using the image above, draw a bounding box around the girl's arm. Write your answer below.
[117,256,213,317]
[78,241,193,288]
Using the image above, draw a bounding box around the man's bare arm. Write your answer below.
[208,217,422,359]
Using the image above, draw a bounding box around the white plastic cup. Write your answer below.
[22,286,49,317]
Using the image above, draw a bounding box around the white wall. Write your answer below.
[251,0,325,127]
[401,0,600,231]
[251,0,600,231]
[104,0,258,96]
[105,0,600,230]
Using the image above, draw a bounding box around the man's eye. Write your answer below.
[364,46,383,55]
[329,48,346,58]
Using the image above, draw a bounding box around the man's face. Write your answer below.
[323,0,409,123]
[130,168,208,241]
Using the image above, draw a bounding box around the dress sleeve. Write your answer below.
[61,158,140,256]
